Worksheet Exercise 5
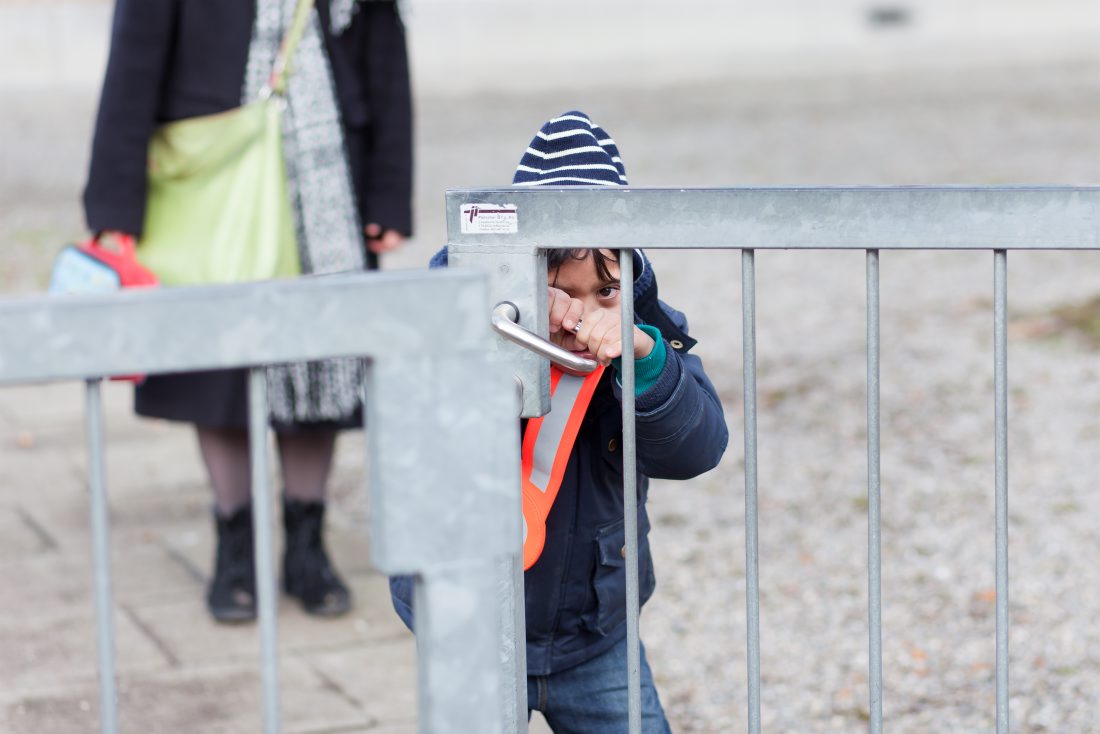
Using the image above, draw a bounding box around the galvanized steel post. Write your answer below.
[619,249,643,733]
[85,378,119,734]
[248,368,281,734]
[994,251,1010,733]
[367,353,520,734]
[866,250,883,733]
[742,249,762,734]
[497,552,528,734]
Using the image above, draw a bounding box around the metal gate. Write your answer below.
[5,185,1098,732]
[445,184,1100,733]
[0,269,520,734]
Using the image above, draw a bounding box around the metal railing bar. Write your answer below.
[866,250,883,733]
[0,270,490,387]
[85,378,118,734]
[742,249,762,734]
[446,187,1100,251]
[498,553,528,733]
[619,249,642,734]
[248,368,281,734]
[994,250,1010,733]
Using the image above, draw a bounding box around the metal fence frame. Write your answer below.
[445,185,1100,734]
[0,270,521,734]
[5,185,1097,733]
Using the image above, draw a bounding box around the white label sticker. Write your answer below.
[460,203,518,234]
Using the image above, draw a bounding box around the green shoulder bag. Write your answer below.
[137,0,315,286]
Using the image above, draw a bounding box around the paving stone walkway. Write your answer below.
[0,380,434,732]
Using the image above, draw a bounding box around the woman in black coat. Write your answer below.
[84,0,413,622]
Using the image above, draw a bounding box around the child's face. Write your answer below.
[548,249,621,355]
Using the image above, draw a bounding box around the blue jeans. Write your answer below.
[527,638,672,733]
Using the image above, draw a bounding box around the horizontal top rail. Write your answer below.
[0,270,490,386]
[446,186,1100,250]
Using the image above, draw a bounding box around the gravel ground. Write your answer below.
[4,57,1100,732]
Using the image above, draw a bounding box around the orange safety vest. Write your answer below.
[521,364,606,570]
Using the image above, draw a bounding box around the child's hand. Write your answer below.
[548,287,585,335]
[549,286,656,366]
[573,308,656,365]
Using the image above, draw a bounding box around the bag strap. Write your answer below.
[268,0,320,96]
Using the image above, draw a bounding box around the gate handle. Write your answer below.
[491,302,598,374]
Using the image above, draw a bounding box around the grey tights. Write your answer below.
[197,427,337,516]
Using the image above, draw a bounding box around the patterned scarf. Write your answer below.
[243,0,367,425]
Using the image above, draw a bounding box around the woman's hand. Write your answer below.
[98,230,135,251]
[365,223,405,254]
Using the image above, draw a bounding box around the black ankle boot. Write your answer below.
[282,499,351,616]
[207,505,257,623]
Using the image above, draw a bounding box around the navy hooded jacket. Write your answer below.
[390,250,728,675]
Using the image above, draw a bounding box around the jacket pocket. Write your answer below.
[584,518,628,637]
[581,515,658,637]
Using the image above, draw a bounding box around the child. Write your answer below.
[392,111,728,732]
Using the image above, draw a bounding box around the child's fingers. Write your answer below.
[600,331,623,363]
[631,325,657,359]
[597,337,622,364]
[574,307,605,347]
[587,312,623,364]
[561,298,584,333]
[547,288,578,333]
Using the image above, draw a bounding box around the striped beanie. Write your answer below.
[429,111,630,269]
[513,111,628,186]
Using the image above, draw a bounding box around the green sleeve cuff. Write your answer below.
[612,324,667,396]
